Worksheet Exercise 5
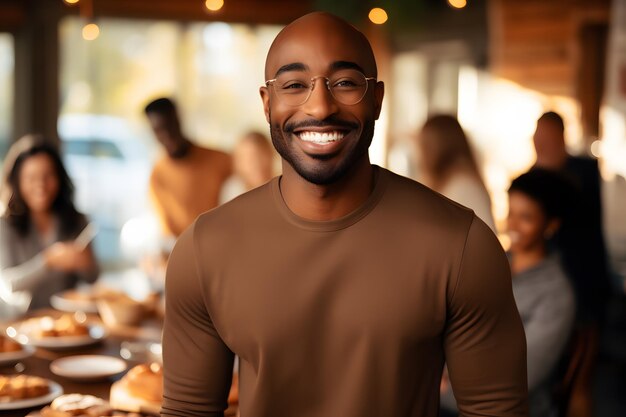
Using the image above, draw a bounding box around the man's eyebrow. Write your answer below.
[275,63,308,77]
[330,61,365,73]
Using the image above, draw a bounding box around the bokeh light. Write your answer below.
[205,0,224,12]
[368,8,388,25]
[82,23,100,41]
[63,0,80,4]
[590,139,602,158]
[448,0,467,9]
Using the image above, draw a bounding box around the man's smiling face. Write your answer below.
[260,13,384,185]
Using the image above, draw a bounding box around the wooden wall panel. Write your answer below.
[489,0,610,144]
[489,0,577,96]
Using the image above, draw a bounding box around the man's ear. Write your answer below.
[260,87,271,123]
[374,81,384,120]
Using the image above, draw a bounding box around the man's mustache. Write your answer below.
[284,117,359,133]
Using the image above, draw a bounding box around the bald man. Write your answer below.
[162,12,528,417]
[533,111,610,324]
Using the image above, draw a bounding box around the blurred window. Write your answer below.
[58,18,281,266]
[63,139,124,160]
[91,140,124,159]
[62,139,91,157]
[0,34,14,161]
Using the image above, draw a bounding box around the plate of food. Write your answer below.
[25,393,157,416]
[50,289,99,314]
[6,314,108,350]
[0,375,63,410]
[50,355,127,382]
[0,334,35,365]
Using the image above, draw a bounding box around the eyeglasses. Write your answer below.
[265,69,376,106]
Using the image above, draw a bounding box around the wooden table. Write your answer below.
[0,311,162,417]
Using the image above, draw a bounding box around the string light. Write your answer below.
[205,0,224,11]
[368,7,388,25]
[82,23,100,41]
[448,0,467,9]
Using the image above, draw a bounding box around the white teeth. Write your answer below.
[298,131,345,144]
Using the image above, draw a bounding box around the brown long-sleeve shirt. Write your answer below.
[162,167,528,417]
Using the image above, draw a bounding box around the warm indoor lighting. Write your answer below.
[82,23,100,41]
[448,0,467,9]
[368,7,388,25]
[205,0,224,12]
[64,0,80,4]
[590,139,602,158]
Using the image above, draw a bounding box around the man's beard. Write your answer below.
[269,113,375,185]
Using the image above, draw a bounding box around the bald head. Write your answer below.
[265,12,378,81]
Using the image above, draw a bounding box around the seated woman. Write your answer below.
[441,168,575,417]
[0,134,99,317]
[507,168,576,416]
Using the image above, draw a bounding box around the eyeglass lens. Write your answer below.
[272,69,370,106]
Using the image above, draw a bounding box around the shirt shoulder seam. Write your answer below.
[449,214,475,303]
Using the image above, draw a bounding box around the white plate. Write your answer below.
[50,355,127,381]
[50,290,98,313]
[6,321,108,350]
[0,380,63,410]
[0,344,35,365]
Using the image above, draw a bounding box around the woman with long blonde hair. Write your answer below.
[416,114,496,231]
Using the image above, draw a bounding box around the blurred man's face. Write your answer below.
[147,112,187,158]
[260,13,384,185]
[533,120,566,169]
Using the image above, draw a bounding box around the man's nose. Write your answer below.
[301,78,339,120]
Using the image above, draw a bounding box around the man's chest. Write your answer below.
[202,234,451,362]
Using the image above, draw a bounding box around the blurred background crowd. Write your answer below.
[0,1,624,417]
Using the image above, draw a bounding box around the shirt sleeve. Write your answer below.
[161,223,235,417]
[444,217,529,417]
[0,222,47,303]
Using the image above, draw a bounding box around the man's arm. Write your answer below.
[444,217,528,417]
[161,225,234,417]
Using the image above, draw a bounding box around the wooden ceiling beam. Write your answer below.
[82,0,313,25]
[0,0,26,31]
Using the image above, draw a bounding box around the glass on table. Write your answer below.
[119,341,162,363]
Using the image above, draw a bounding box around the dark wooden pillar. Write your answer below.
[577,23,608,150]
[13,0,62,143]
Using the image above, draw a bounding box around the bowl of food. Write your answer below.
[96,293,147,328]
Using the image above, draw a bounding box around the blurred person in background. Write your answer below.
[533,111,610,326]
[441,168,576,417]
[144,97,232,240]
[0,134,99,318]
[415,114,496,232]
[507,169,576,417]
[219,130,276,203]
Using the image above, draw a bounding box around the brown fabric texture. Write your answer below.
[162,167,528,417]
